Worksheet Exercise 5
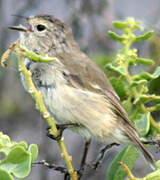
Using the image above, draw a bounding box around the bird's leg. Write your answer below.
[46,123,89,179]
[46,123,80,141]
[80,140,91,169]
[77,139,91,179]
[38,140,91,179]
[63,139,91,180]
[92,143,120,170]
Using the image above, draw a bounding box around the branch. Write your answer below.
[1,40,78,180]
[119,162,138,180]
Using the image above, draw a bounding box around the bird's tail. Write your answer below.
[125,128,156,171]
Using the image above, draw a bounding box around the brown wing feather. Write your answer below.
[105,90,137,132]
[57,51,119,99]
[124,126,156,170]
[64,71,137,132]
[57,50,136,132]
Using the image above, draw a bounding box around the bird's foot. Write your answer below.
[46,123,80,141]
[64,167,84,180]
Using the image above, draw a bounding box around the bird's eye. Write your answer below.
[36,24,46,31]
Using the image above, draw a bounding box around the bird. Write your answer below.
[9,14,156,171]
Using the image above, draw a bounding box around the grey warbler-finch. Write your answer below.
[9,14,156,170]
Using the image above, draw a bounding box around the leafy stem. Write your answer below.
[106,17,160,180]
[107,17,160,135]
[1,39,78,180]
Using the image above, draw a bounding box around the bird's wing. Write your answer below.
[58,51,119,98]
[66,72,137,132]
[59,52,137,132]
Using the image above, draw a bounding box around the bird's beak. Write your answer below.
[8,14,32,32]
[11,14,29,20]
[8,26,27,32]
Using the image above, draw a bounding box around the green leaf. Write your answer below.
[13,141,28,149]
[11,157,31,178]
[1,147,28,164]
[0,132,38,179]
[107,145,139,180]
[146,169,160,180]
[122,99,132,115]
[135,24,144,31]
[28,144,38,163]
[19,45,57,63]
[105,63,127,76]
[148,104,160,112]
[110,77,127,98]
[0,169,13,180]
[131,79,147,87]
[134,113,150,136]
[113,21,128,29]
[135,31,154,42]
[0,147,11,156]
[138,94,160,103]
[0,133,11,148]
[0,146,31,178]
[135,58,154,65]
[133,67,160,82]
[0,133,12,156]
[133,72,153,81]
[152,66,160,79]
[108,31,125,42]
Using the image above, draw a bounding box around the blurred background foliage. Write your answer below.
[1,0,160,179]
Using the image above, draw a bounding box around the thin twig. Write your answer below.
[93,143,119,169]
[33,160,68,174]
[119,162,137,180]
